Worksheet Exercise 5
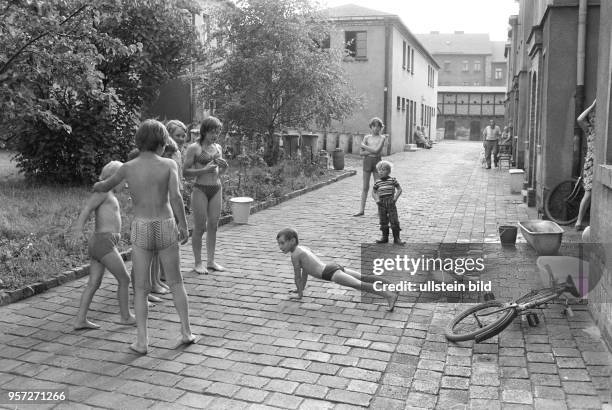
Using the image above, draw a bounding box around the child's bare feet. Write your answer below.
[387,292,399,312]
[194,263,208,275]
[129,343,148,354]
[207,262,225,272]
[119,315,136,326]
[151,285,169,294]
[74,319,100,330]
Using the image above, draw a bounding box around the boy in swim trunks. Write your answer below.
[72,161,136,330]
[276,228,399,311]
[93,119,196,354]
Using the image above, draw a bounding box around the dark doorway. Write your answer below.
[444,120,456,139]
[470,120,481,141]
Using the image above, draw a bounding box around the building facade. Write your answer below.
[437,86,506,140]
[325,5,439,154]
[505,0,600,211]
[585,0,612,347]
[417,32,508,142]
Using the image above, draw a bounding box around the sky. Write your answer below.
[322,0,519,41]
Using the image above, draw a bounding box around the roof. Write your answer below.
[491,41,506,62]
[439,86,507,94]
[323,4,394,18]
[416,32,492,55]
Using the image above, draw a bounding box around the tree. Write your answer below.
[198,0,359,165]
[0,0,201,183]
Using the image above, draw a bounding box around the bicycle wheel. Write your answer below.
[446,301,518,342]
[544,179,584,225]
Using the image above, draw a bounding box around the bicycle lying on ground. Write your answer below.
[445,263,581,343]
[544,176,585,225]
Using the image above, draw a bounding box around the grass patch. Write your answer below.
[1,158,341,292]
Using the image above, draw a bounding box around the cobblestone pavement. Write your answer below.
[1,140,610,409]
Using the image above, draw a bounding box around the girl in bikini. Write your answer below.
[183,116,229,274]
[354,117,386,217]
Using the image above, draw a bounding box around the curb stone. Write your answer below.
[0,169,356,306]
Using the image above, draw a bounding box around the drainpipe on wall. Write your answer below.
[384,23,391,155]
[573,0,587,177]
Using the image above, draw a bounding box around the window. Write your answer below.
[444,61,450,71]
[462,61,469,72]
[474,61,481,72]
[402,41,407,69]
[345,31,367,58]
[473,81,480,86]
[406,45,411,71]
[402,98,406,111]
[397,96,401,110]
[495,68,503,80]
[463,82,470,86]
[410,49,415,74]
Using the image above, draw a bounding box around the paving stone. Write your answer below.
[502,389,533,404]
[561,381,597,395]
[559,368,591,382]
[566,394,603,409]
[469,385,499,400]
[534,398,568,410]
[325,389,371,406]
[264,379,299,394]
[404,391,438,409]
[534,385,565,399]
[295,383,329,399]
[468,399,501,410]
[441,376,470,390]
[266,392,303,409]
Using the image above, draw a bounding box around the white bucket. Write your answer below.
[230,197,254,224]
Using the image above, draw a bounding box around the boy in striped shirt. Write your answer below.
[372,160,405,245]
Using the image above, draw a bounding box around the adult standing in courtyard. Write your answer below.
[482,119,501,169]
[183,116,228,275]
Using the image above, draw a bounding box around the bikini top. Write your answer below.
[195,144,220,165]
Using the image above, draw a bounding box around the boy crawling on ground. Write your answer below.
[277,228,399,311]
[93,119,196,354]
[72,161,136,329]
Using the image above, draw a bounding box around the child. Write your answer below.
[354,117,386,216]
[277,228,399,311]
[72,161,136,329]
[126,148,168,304]
[93,119,196,354]
[372,160,405,245]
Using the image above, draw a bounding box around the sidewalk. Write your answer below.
[0,140,609,409]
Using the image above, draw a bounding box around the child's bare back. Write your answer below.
[121,154,178,220]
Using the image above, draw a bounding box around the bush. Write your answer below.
[14,92,138,184]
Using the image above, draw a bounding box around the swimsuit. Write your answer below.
[195,144,220,165]
[88,232,121,262]
[194,144,222,200]
[130,217,178,251]
[363,155,382,173]
[194,183,221,201]
[321,263,345,281]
